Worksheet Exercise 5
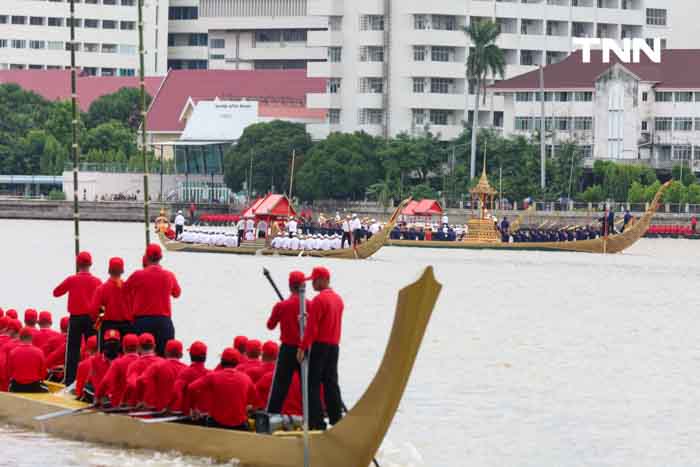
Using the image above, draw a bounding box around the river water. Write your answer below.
[0,219,697,467]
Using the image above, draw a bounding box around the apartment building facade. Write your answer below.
[491,49,700,172]
[0,0,168,76]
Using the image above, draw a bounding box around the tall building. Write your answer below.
[0,0,168,76]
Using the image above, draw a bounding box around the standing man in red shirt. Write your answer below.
[298,266,344,430]
[53,251,102,386]
[266,271,308,415]
[7,328,47,393]
[124,244,181,356]
[91,257,133,349]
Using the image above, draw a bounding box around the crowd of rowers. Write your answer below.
[0,246,344,431]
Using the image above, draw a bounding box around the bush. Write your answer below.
[581,185,605,203]
[48,189,66,200]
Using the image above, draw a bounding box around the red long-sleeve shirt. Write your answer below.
[124,265,181,318]
[88,355,111,395]
[301,288,344,350]
[267,294,309,346]
[91,278,132,322]
[42,333,65,357]
[0,339,20,390]
[171,362,209,414]
[95,352,139,406]
[124,354,161,406]
[255,370,302,414]
[137,358,186,410]
[188,369,257,427]
[32,328,60,352]
[75,356,93,398]
[53,272,102,318]
[240,361,275,383]
[7,343,46,384]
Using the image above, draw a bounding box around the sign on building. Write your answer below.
[181,100,260,141]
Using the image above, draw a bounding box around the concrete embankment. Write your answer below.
[0,199,694,225]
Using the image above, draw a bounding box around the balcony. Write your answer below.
[306,92,342,109]
[410,62,466,79]
[407,93,466,110]
[409,30,466,48]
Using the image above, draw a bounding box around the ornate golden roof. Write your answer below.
[470,166,497,195]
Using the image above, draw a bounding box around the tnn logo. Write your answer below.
[573,38,662,64]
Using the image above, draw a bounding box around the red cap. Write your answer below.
[60,316,69,332]
[122,334,139,350]
[24,309,38,325]
[246,339,262,355]
[188,340,207,357]
[139,333,155,347]
[146,243,162,261]
[77,251,93,267]
[289,271,306,287]
[165,339,183,355]
[262,340,279,358]
[104,329,121,342]
[306,266,330,282]
[19,327,33,339]
[233,335,248,351]
[8,319,22,333]
[0,317,7,329]
[108,257,125,275]
[6,309,18,320]
[38,311,52,325]
[86,335,98,351]
[221,347,241,364]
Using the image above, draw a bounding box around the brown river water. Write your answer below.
[0,219,697,467]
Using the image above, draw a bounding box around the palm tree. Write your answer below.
[463,20,505,179]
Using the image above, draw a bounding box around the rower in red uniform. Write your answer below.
[188,348,257,430]
[7,328,47,393]
[82,329,121,403]
[266,271,309,416]
[95,333,139,407]
[0,320,22,390]
[299,266,344,430]
[0,317,11,348]
[171,341,209,414]
[75,336,98,399]
[123,333,161,406]
[124,244,181,356]
[53,251,102,386]
[233,336,249,364]
[137,339,186,411]
[91,257,133,349]
[23,309,38,333]
[238,339,261,372]
[245,341,277,383]
[32,311,59,351]
[44,317,69,381]
[6,309,18,320]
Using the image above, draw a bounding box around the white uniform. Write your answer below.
[305,238,314,250]
[441,215,449,225]
[298,238,306,250]
[280,236,291,249]
[287,219,298,235]
[175,214,185,227]
[320,237,331,250]
[332,236,341,249]
[350,218,362,231]
[245,219,255,233]
[245,230,255,241]
[290,236,300,250]
[236,219,246,232]
[369,222,381,235]
[225,235,238,248]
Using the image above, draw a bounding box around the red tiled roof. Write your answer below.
[147,70,326,132]
[242,194,296,218]
[0,70,163,111]
[402,200,420,216]
[414,199,443,216]
[491,49,700,91]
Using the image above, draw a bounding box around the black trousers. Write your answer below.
[134,315,174,356]
[99,320,134,350]
[308,343,343,430]
[267,344,301,414]
[341,232,351,249]
[175,224,183,237]
[352,229,362,246]
[64,315,96,386]
[9,380,48,393]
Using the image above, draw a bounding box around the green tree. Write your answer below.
[581,185,605,203]
[643,180,662,202]
[627,181,645,203]
[664,180,687,204]
[686,183,700,204]
[295,132,384,200]
[377,132,445,197]
[45,100,85,148]
[463,19,505,179]
[671,164,696,186]
[546,142,584,200]
[86,87,152,130]
[224,120,312,195]
[410,183,439,200]
[82,121,137,158]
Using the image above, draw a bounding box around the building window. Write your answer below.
[12,16,27,25]
[360,78,383,94]
[168,34,176,47]
[360,15,384,31]
[696,118,700,131]
[675,92,693,102]
[641,92,648,102]
[431,46,451,62]
[189,34,208,46]
[573,91,593,102]
[413,109,426,125]
[122,0,136,5]
[328,109,340,124]
[413,78,425,93]
[29,40,46,50]
[673,145,692,161]
[169,7,198,20]
[101,68,116,77]
[11,40,26,49]
[655,91,672,102]
[30,17,44,26]
[556,92,570,102]
[0,40,6,49]
[641,121,648,131]
[210,54,225,60]
[120,21,135,30]
[414,15,428,30]
[674,118,693,131]
[120,44,136,55]
[432,15,457,31]
[328,16,342,31]
[210,39,225,49]
[515,92,532,102]
[119,68,135,77]
[84,19,99,28]
[430,78,452,94]
[328,47,342,62]
[554,117,571,131]
[654,117,672,131]
[0,16,7,25]
[646,8,667,26]
[515,117,532,131]
[48,41,63,50]
[429,110,450,125]
[573,117,593,131]
[283,30,306,42]
[359,46,384,62]
[48,17,63,27]
[328,78,341,94]
[413,46,426,61]
[103,20,117,29]
[255,31,281,42]
[359,109,384,125]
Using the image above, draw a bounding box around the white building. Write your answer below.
[490,49,700,172]
[0,0,168,76]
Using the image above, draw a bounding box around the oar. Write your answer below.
[128,409,166,417]
[263,267,284,301]
[139,415,190,424]
[34,404,97,421]
[298,282,310,467]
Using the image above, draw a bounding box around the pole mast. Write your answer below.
[539,65,546,190]
[70,0,80,268]
[138,0,150,246]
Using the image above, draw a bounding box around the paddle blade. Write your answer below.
[34,406,92,421]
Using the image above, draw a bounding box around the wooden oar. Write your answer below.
[128,409,166,417]
[139,415,190,424]
[34,404,96,421]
